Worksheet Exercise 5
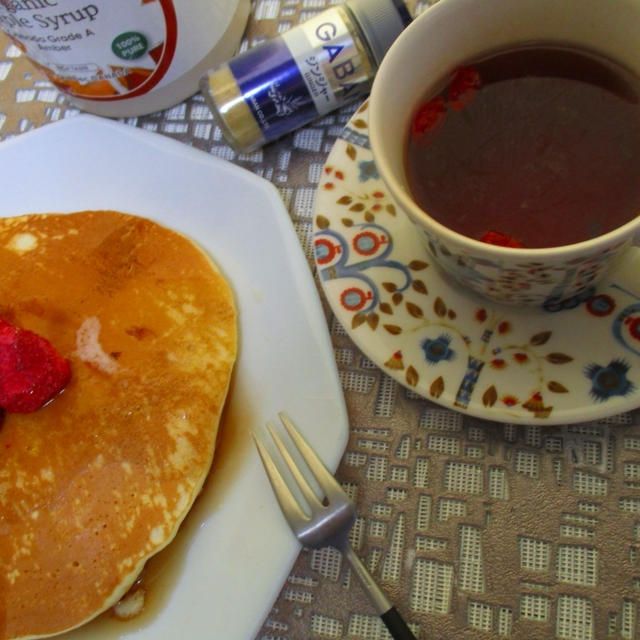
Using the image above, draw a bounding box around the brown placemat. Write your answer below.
[2,2,640,638]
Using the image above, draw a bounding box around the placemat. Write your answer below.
[2,2,640,638]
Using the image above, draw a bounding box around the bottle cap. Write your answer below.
[346,0,412,66]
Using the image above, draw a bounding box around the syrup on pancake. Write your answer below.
[0,211,237,639]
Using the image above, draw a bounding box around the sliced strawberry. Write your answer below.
[480,230,525,248]
[411,96,447,142]
[0,318,71,413]
[448,66,482,111]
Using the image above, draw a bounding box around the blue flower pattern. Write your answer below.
[584,358,635,402]
[422,334,455,365]
[358,160,378,182]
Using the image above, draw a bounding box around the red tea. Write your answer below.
[404,46,640,248]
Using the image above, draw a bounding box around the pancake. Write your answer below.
[0,210,237,639]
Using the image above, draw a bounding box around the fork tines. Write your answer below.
[253,412,354,549]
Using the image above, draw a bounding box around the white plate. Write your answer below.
[313,101,640,425]
[0,116,349,639]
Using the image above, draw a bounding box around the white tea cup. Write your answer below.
[369,0,640,308]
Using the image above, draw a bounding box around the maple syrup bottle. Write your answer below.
[0,0,250,117]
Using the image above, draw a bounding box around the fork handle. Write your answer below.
[381,607,418,640]
[343,544,418,640]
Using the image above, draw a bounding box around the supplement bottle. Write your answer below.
[200,0,412,153]
[0,0,250,117]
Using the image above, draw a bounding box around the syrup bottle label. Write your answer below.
[0,0,179,101]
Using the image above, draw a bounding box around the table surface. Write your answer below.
[2,2,640,640]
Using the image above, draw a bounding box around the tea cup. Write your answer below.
[368,0,640,308]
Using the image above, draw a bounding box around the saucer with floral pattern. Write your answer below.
[313,100,640,424]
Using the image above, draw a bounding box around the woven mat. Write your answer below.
[2,2,640,638]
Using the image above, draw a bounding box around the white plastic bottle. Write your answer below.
[0,0,250,117]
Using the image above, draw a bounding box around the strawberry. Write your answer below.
[0,318,71,413]
[447,66,482,111]
[411,96,447,141]
[480,230,525,248]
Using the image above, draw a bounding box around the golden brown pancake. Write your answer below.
[0,210,237,639]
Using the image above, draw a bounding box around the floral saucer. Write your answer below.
[313,101,640,425]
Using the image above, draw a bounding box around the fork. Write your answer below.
[254,412,418,640]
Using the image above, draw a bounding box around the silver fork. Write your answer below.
[254,412,418,640]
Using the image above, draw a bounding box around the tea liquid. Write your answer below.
[405,46,640,248]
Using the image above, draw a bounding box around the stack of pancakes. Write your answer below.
[0,211,237,639]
